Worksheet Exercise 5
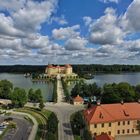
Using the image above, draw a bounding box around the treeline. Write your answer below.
[0,65,45,73]
[1,64,140,74]
[71,82,140,104]
[72,64,140,76]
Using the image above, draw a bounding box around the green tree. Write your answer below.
[46,132,57,140]
[83,129,92,140]
[39,100,45,110]
[11,87,27,107]
[28,88,43,103]
[0,80,13,99]
[47,113,58,133]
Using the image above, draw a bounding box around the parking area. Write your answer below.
[0,115,32,140]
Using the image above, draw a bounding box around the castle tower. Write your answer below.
[65,64,72,75]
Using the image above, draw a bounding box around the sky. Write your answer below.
[0,0,140,65]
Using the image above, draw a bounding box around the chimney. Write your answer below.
[97,99,101,106]
[121,99,124,105]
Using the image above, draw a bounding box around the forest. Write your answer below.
[1,64,140,74]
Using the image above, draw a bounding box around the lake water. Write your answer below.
[0,73,53,101]
[86,72,140,87]
[1,72,140,101]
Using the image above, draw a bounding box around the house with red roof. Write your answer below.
[73,95,84,105]
[84,102,140,138]
[95,133,114,140]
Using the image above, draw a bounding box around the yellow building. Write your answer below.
[84,102,140,139]
[45,64,77,78]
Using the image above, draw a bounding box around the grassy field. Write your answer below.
[15,107,53,140]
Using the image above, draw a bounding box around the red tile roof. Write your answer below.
[84,102,140,124]
[95,133,114,140]
[74,95,84,102]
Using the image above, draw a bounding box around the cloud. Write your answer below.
[65,37,88,50]
[49,15,68,25]
[52,25,80,40]
[99,0,119,3]
[83,16,92,26]
[121,0,140,33]
[12,0,58,33]
[89,8,124,45]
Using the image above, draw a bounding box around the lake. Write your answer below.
[0,73,53,101]
[1,72,140,101]
[86,72,140,86]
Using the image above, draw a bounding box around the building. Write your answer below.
[45,64,77,78]
[95,133,114,140]
[73,95,84,105]
[84,102,140,139]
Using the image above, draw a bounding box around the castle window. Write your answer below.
[109,123,111,127]
[132,129,134,133]
[108,131,111,135]
[94,133,97,136]
[102,123,104,127]
[122,129,125,134]
[127,129,129,133]
[117,130,120,134]
[127,121,130,125]
[123,121,125,125]
[94,124,97,128]
[118,122,120,125]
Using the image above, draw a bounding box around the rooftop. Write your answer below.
[84,102,140,124]
[74,95,84,102]
[95,133,114,140]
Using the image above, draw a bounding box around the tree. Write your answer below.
[47,113,58,133]
[39,100,45,110]
[46,132,57,140]
[0,80,13,99]
[28,88,43,103]
[83,129,92,140]
[11,87,27,107]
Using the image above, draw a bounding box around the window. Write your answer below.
[117,130,120,134]
[127,129,129,133]
[127,121,130,125]
[108,131,111,135]
[94,124,97,128]
[109,123,111,127]
[132,129,134,133]
[118,122,120,125]
[122,129,125,134]
[94,133,97,136]
[102,123,104,127]
[123,121,125,125]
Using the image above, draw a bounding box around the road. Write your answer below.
[0,115,32,140]
[45,102,84,140]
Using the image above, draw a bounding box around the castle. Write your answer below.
[45,64,77,78]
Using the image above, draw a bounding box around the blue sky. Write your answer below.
[0,0,140,65]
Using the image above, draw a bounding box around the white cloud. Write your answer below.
[65,37,88,50]
[49,15,68,25]
[89,8,124,45]
[52,25,80,40]
[83,16,92,26]
[99,0,119,3]
[12,0,58,33]
[121,0,140,33]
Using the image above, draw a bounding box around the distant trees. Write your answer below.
[71,82,101,98]
[11,87,27,107]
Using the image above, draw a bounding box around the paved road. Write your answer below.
[45,102,84,140]
[1,115,32,140]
